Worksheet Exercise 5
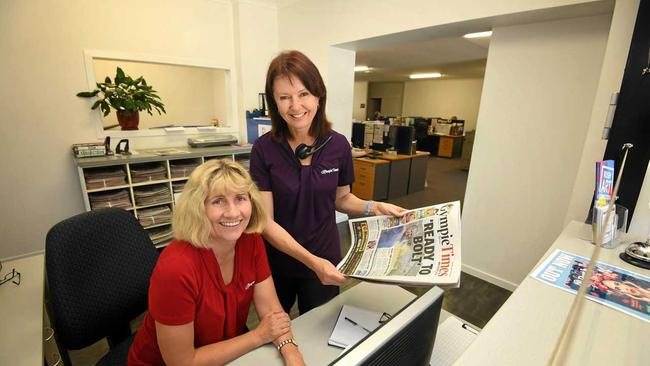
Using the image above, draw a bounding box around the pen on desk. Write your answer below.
[462,323,479,335]
[345,317,371,333]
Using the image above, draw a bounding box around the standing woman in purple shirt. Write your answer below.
[250,50,405,315]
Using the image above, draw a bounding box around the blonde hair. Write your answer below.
[172,159,266,248]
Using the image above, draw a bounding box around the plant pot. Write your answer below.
[116,110,140,130]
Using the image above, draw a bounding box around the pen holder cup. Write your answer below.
[592,204,628,248]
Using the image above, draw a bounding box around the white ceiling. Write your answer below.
[354,36,490,82]
[342,0,614,83]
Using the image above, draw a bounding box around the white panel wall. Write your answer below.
[402,78,484,131]
[367,82,404,117]
[353,81,368,121]
[0,0,237,259]
[237,0,279,113]
[461,15,611,287]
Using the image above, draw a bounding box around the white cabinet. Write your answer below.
[74,145,252,247]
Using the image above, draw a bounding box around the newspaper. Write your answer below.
[337,201,461,287]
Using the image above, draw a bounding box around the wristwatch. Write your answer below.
[277,338,298,351]
[364,200,375,216]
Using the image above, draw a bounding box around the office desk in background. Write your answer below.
[351,157,390,200]
[457,221,650,366]
[230,282,453,365]
[0,254,44,366]
[377,151,429,199]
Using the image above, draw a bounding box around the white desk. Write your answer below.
[0,254,44,366]
[457,221,650,366]
[230,282,453,365]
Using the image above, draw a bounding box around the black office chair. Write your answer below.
[45,208,159,365]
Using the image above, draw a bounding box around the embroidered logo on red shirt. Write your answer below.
[245,281,256,290]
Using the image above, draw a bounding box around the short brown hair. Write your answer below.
[265,50,332,141]
[172,159,266,249]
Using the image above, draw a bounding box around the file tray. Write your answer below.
[188,135,237,148]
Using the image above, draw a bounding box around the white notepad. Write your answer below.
[328,305,382,348]
[430,316,479,366]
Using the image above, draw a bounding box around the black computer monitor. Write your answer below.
[352,122,366,148]
[329,286,444,366]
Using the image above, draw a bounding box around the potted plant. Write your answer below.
[77,67,166,130]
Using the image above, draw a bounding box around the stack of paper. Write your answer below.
[138,205,172,227]
[134,184,171,206]
[328,305,382,348]
[85,166,127,190]
[130,163,167,183]
[170,159,201,178]
[89,189,132,210]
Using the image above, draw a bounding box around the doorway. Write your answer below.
[366,97,382,120]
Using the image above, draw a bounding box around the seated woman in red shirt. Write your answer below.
[128,159,304,366]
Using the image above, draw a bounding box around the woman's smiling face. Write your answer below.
[272,74,319,136]
[204,189,251,244]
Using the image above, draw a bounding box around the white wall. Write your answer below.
[461,15,611,287]
[0,0,277,259]
[93,59,229,129]
[402,78,484,131]
[236,0,279,115]
[367,82,404,117]
[353,81,368,121]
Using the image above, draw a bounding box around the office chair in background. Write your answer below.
[45,208,159,365]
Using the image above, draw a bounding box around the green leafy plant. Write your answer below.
[76,67,166,117]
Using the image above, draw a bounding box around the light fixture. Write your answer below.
[354,65,369,72]
[463,30,492,39]
[409,72,442,79]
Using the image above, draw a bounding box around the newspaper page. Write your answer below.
[337,201,461,287]
[531,249,650,322]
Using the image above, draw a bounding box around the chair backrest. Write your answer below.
[45,208,159,350]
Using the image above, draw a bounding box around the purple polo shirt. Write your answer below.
[250,131,354,279]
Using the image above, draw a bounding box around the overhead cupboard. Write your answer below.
[74,145,252,247]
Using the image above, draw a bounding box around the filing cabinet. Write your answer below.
[352,158,389,200]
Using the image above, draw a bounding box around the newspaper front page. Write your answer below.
[337,201,461,286]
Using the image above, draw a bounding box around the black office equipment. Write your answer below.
[295,135,333,160]
[115,139,130,155]
[393,125,415,155]
[330,286,444,365]
[352,122,366,148]
[187,135,237,148]
[45,208,159,365]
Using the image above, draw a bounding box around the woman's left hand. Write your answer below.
[373,202,407,217]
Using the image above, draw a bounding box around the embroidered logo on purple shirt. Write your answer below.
[320,168,339,175]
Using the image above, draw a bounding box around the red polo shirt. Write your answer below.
[128,234,271,366]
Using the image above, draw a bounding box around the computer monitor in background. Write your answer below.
[392,125,415,155]
[330,286,444,366]
[352,122,366,148]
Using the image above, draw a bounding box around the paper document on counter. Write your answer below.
[337,201,461,287]
[328,305,382,348]
[531,249,650,322]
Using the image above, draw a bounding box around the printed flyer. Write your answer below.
[531,249,650,322]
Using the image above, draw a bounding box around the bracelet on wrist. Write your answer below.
[364,200,375,216]
[277,338,298,352]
